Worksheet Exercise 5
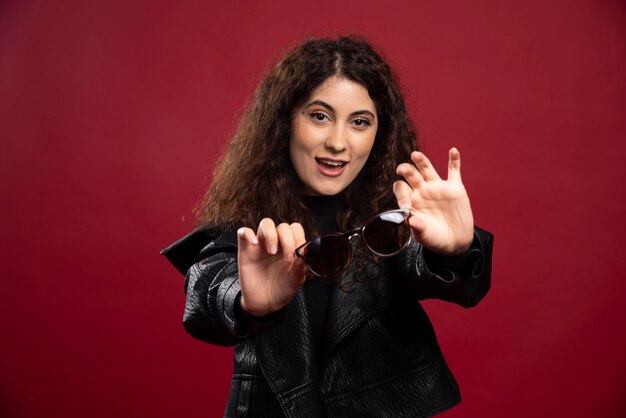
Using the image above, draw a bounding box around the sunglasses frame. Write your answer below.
[295,208,412,277]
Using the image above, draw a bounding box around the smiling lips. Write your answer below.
[315,157,348,177]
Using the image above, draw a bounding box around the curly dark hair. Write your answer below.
[195,36,418,237]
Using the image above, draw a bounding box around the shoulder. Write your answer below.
[161,227,239,275]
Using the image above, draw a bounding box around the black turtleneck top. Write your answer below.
[301,194,342,360]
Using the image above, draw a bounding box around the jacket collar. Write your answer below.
[161,227,237,275]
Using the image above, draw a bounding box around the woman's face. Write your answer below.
[290,76,378,196]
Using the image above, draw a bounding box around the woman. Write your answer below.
[162,36,493,417]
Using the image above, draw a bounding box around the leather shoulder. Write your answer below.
[161,228,238,275]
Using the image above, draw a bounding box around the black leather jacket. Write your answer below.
[162,227,493,418]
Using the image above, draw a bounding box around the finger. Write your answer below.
[237,227,259,246]
[277,223,296,262]
[396,162,425,189]
[407,212,428,242]
[290,222,306,248]
[257,218,278,255]
[411,151,441,181]
[447,147,462,181]
[288,258,307,287]
[393,180,413,209]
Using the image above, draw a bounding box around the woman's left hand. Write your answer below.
[393,148,474,256]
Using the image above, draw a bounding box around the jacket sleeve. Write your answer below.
[393,226,494,308]
[162,229,284,347]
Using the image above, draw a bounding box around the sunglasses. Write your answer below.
[295,208,412,277]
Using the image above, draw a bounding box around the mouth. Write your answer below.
[315,157,348,177]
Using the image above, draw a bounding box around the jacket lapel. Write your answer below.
[321,261,394,362]
[255,290,327,417]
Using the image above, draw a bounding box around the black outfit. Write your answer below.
[162,197,493,418]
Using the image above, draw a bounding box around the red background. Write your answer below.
[2,1,625,417]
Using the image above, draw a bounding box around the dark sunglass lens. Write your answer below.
[362,211,410,256]
[301,234,351,276]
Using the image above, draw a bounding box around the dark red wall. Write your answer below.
[1,1,625,417]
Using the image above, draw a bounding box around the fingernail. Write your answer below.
[286,253,295,263]
[270,245,277,254]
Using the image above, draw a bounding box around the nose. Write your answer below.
[324,125,347,152]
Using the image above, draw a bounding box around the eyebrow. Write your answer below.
[304,100,376,119]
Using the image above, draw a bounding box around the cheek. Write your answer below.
[289,124,301,161]
[350,135,377,173]
[356,134,377,158]
[290,127,320,158]
[289,134,311,176]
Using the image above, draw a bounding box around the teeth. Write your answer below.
[319,159,345,167]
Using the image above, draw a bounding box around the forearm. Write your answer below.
[392,226,494,308]
[183,255,246,346]
[183,252,286,346]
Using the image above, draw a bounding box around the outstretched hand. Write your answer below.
[237,220,307,317]
[393,148,474,256]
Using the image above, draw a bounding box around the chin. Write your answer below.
[310,183,349,196]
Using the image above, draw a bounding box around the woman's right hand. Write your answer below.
[236,219,307,317]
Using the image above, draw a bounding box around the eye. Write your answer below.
[307,112,331,124]
[351,118,371,129]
